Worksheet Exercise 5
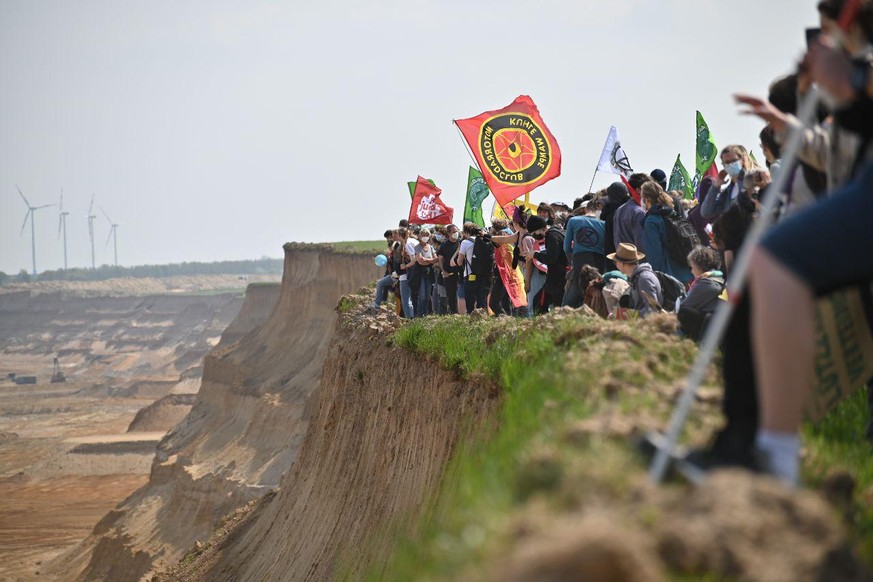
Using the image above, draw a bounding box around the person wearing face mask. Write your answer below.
[700,145,756,223]
[414,228,439,317]
[431,227,448,314]
[438,224,462,314]
[522,215,567,310]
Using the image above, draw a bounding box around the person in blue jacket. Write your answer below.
[640,182,693,284]
[562,202,606,307]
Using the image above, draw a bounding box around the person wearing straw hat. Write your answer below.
[608,243,663,317]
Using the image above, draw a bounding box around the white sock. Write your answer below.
[756,430,800,486]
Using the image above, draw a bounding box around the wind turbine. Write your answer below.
[58,189,70,270]
[86,195,97,269]
[17,185,56,276]
[101,207,119,267]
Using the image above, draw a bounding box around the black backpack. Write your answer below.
[662,213,700,264]
[653,270,686,312]
[470,236,494,279]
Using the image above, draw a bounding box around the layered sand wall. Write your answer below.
[45,247,375,581]
[182,307,500,581]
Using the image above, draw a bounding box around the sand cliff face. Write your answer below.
[183,311,500,581]
[45,248,376,581]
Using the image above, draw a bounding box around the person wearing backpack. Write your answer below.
[640,182,694,285]
[523,215,567,310]
[609,243,663,317]
[677,246,726,341]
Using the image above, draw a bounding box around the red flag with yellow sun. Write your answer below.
[454,95,562,207]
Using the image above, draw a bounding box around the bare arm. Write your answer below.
[490,232,518,245]
[735,94,828,172]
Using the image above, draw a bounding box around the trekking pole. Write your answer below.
[649,0,861,484]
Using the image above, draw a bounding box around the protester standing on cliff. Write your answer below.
[397,227,417,318]
[523,215,567,310]
[610,242,662,317]
[438,224,461,314]
[613,173,653,252]
[373,229,399,310]
[600,182,630,272]
[563,201,606,308]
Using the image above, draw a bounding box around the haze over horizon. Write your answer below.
[1,0,817,275]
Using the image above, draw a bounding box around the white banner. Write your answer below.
[596,126,633,177]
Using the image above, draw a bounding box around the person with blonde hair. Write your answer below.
[700,144,757,222]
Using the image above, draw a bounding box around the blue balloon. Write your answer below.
[375,254,388,267]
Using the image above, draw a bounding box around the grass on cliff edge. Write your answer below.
[327,240,385,254]
[368,313,873,579]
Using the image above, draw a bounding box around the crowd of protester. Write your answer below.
[370,0,873,486]
[373,171,729,339]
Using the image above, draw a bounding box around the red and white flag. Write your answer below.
[408,176,454,225]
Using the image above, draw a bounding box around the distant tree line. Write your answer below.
[0,257,284,286]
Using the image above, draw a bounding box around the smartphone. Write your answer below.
[806,27,822,48]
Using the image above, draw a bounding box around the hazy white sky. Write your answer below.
[1,0,817,273]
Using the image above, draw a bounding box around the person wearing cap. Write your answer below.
[523,215,567,310]
[549,201,571,215]
[650,168,668,191]
[608,242,662,317]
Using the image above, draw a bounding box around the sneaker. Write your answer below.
[675,445,760,485]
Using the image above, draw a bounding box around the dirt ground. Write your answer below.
[0,359,159,582]
[0,274,250,582]
[0,474,148,581]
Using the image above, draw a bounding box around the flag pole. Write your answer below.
[587,169,598,194]
[648,0,861,484]
[453,121,484,174]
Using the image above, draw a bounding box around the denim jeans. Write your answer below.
[399,279,414,318]
[527,269,547,315]
[374,275,395,308]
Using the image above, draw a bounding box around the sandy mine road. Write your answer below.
[0,359,171,581]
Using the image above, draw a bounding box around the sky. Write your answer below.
[0,0,819,274]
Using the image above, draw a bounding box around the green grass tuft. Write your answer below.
[363,312,873,579]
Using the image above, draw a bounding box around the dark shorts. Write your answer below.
[761,161,873,296]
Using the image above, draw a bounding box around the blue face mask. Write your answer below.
[725,161,743,178]
[434,234,445,243]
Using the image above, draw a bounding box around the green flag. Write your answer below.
[668,154,695,200]
[695,110,718,183]
[464,166,490,227]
